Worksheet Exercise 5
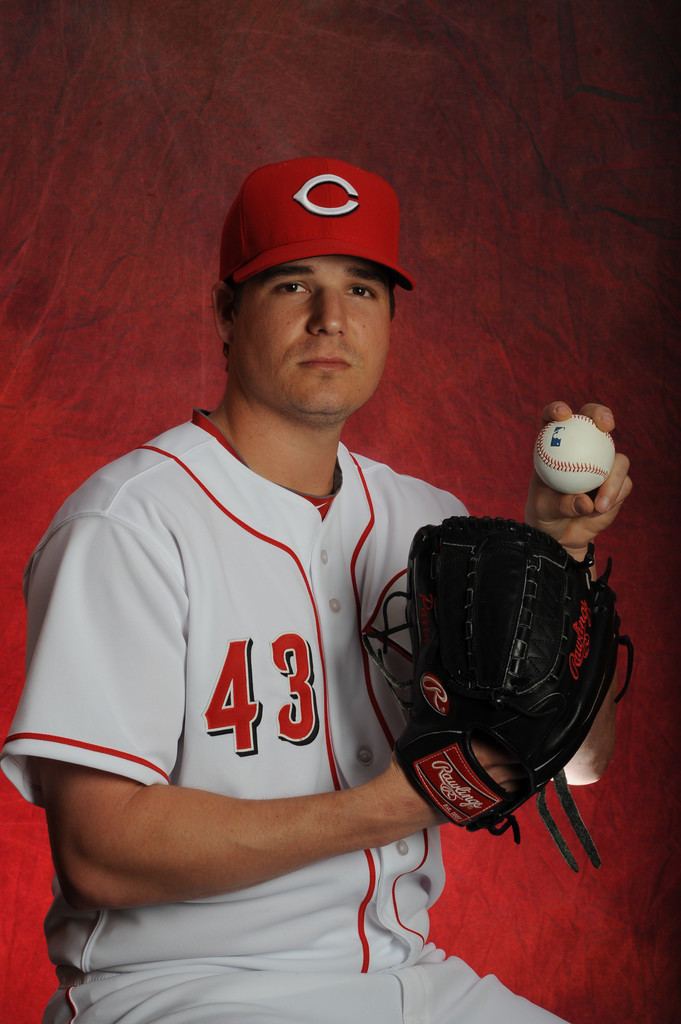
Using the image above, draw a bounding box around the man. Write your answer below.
[1,157,631,1023]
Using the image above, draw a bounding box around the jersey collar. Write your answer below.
[192,409,340,519]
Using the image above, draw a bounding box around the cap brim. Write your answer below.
[231,239,414,290]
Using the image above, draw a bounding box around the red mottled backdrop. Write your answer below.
[1,2,679,1020]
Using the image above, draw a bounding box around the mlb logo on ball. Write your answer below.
[534,415,616,495]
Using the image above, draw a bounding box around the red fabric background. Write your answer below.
[1,1,679,1020]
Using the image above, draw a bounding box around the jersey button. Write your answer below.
[357,746,373,765]
[320,549,329,564]
[329,598,341,612]
[396,840,409,856]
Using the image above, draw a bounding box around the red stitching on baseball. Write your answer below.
[536,423,613,479]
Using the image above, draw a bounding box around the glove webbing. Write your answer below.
[362,590,413,709]
[536,770,601,871]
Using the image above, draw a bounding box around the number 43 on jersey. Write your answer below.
[203,634,320,755]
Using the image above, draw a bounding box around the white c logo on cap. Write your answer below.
[293,174,359,217]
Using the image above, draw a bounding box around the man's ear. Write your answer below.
[212,281,237,354]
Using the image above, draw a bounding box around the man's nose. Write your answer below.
[306,288,346,335]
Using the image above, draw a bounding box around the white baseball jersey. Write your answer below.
[1,413,569,1023]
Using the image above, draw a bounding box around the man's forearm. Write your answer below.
[563,675,617,785]
[36,757,440,910]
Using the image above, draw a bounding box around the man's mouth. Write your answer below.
[298,357,351,369]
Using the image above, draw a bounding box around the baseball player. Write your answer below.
[1,158,631,1023]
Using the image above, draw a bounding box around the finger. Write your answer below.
[531,478,595,520]
[597,471,633,515]
[593,453,631,513]
[596,482,632,519]
[613,470,633,507]
[577,402,615,432]
[471,737,524,792]
[541,400,572,424]
[573,492,596,516]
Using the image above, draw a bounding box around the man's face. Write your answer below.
[217,255,393,430]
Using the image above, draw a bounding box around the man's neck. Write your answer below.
[208,402,343,497]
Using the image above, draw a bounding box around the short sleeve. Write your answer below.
[1,514,188,803]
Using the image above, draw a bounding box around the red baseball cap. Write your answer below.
[219,157,414,290]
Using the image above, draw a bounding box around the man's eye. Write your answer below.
[278,281,305,293]
[351,285,372,297]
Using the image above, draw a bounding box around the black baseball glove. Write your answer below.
[392,516,633,869]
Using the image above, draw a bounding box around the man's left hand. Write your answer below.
[525,401,632,559]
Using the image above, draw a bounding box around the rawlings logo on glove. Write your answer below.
[569,601,592,679]
[414,745,503,822]
[420,674,450,715]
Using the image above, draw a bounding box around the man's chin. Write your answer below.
[283,384,376,428]
[289,406,352,429]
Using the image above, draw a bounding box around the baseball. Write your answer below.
[533,414,615,494]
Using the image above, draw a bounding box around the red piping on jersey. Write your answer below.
[348,461,432,961]
[193,411,335,519]
[65,986,78,1020]
[358,849,377,972]
[192,409,242,459]
[349,455,394,749]
[5,733,169,781]
[391,829,429,945]
[138,444,342,793]
[347,455,399,972]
